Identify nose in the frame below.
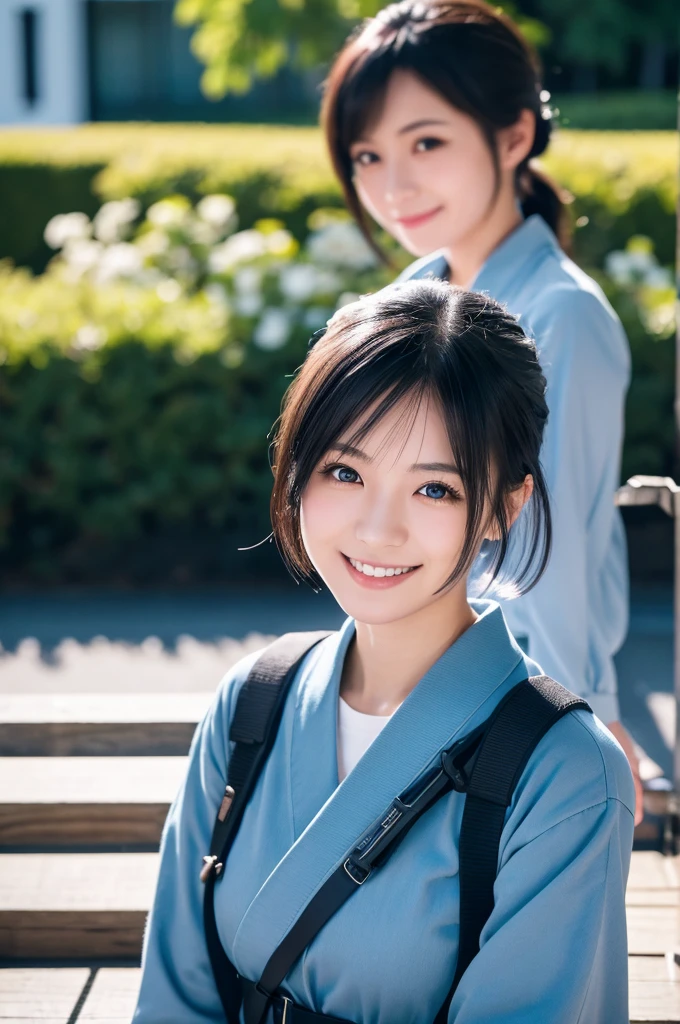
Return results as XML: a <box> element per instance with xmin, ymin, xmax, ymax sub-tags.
<box><xmin>383</xmin><ymin>155</ymin><xmax>418</xmax><ymax>206</ymax></box>
<box><xmin>354</xmin><ymin>491</ymin><xmax>408</xmax><ymax>550</ymax></box>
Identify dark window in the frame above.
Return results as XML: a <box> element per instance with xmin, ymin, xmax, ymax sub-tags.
<box><xmin>20</xmin><ymin>9</ymin><xmax>39</xmax><ymax>106</ymax></box>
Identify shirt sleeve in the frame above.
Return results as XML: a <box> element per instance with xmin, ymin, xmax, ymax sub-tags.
<box><xmin>449</xmin><ymin>715</ymin><xmax>635</xmax><ymax>1023</ymax></box>
<box><xmin>501</xmin><ymin>287</ymin><xmax>630</xmax><ymax>724</ymax></box>
<box><xmin>132</xmin><ymin>650</ymin><xmax>261</xmax><ymax>1023</ymax></box>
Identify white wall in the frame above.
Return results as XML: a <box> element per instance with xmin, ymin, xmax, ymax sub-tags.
<box><xmin>0</xmin><ymin>0</ymin><xmax>87</xmax><ymax>124</ymax></box>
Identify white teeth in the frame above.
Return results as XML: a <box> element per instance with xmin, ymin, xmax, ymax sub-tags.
<box><xmin>348</xmin><ymin>557</ymin><xmax>414</xmax><ymax>577</ymax></box>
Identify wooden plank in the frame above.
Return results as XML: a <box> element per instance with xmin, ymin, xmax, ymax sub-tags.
<box><xmin>0</xmin><ymin>758</ymin><xmax>186</xmax><ymax>845</ymax></box>
<box><xmin>0</xmin><ymin>694</ymin><xmax>212</xmax><ymax>756</ymax></box>
<box><xmin>628</xmin><ymin>906</ymin><xmax>680</xmax><ymax>955</ymax></box>
<box><xmin>0</xmin><ymin>853</ymin><xmax>157</xmax><ymax>959</ymax></box>
<box><xmin>629</xmin><ymin>955</ymin><xmax>680</xmax><ymax>1023</ymax></box>
<box><xmin>628</xmin><ymin>890</ymin><xmax>680</xmax><ymax>908</ymax></box>
<box><xmin>0</xmin><ymin>967</ymin><xmax>89</xmax><ymax>1022</ymax></box>
<box><xmin>629</xmin><ymin>852</ymin><xmax>680</xmax><ymax>892</ymax></box>
<box><xmin>78</xmin><ymin>969</ymin><xmax>141</xmax><ymax>1023</ymax></box>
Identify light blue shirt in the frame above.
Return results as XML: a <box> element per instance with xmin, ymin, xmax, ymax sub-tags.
<box><xmin>399</xmin><ymin>214</ymin><xmax>631</xmax><ymax>724</ymax></box>
<box><xmin>134</xmin><ymin>603</ymin><xmax>635</xmax><ymax>1023</ymax></box>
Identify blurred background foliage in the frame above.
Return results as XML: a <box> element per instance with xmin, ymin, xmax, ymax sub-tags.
<box><xmin>0</xmin><ymin>0</ymin><xmax>676</xmax><ymax>585</ymax></box>
<box><xmin>0</xmin><ymin>142</ymin><xmax>675</xmax><ymax>583</ymax></box>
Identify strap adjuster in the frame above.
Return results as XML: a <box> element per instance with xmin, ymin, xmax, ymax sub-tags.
<box><xmin>343</xmin><ymin>857</ymin><xmax>371</xmax><ymax>885</ymax></box>
<box><xmin>200</xmin><ymin>854</ymin><xmax>223</xmax><ymax>883</ymax></box>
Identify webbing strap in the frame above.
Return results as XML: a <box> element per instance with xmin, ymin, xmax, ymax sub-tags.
<box><xmin>434</xmin><ymin>676</ymin><xmax>591</xmax><ymax>1019</ymax></box>
<box><xmin>203</xmin><ymin>631</ymin><xmax>333</xmax><ymax>1024</ymax></box>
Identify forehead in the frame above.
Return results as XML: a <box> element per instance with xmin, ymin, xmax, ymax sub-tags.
<box><xmin>336</xmin><ymin>392</ymin><xmax>454</xmax><ymax>465</ymax></box>
<box><xmin>358</xmin><ymin>68</ymin><xmax>469</xmax><ymax>140</ymax></box>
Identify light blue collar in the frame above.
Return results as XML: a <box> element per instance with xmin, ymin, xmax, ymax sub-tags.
<box><xmin>415</xmin><ymin>214</ymin><xmax>559</xmax><ymax>298</ymax></box>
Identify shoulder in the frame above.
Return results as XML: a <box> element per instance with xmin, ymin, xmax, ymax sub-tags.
<box><xmin>196</xmin><ymin>645</ymin><xmax>268</xmax><ymax>753</ymax></box>
<box><xmin>396</xmin><ymin>250</ymin><xmax>448</xmax><ymax>283</ymax></box>
<box><xmin>506</xmin><ymin>701</ymin><xmax>635</xmax><ymax>846</ymax></box>
<box><xmin>522</xmin><ymin>255</ymin><xmax>629</xmax><ymax>371</ymax></box>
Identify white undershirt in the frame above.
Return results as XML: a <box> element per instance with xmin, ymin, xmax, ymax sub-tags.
<box><xmin>337</xmin><ymin>696</ymin><xmax>395</xmax><ymax>782</ymax></box>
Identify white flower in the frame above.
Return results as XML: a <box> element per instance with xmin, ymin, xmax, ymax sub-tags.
<box><xmin>306</xmin><ymin>221</ymin><xmax>377</xmax><ymax>270</ymax></box>
<box><xmin>44</xmin><ymin>212</ymin><xmax>91</xmax><ymax>250</ymax></box>
<box><xmin>93</xmin><ymin>243</ymin><xmax>143</xmax><ymax>284</ymax></box>
<box><xmin>72</xmin><ymin>324</ymin><xmax>106</xmax><ymax>351</ymax></box>
<box><xmin>92</xmin><ymin>199</ymin><xmax>140</xmax><ymax>244</ymax></box>
<box><xmin>61</xmin><ymin>238</ymin><xmax>103</xmax><ymax>279</ymax></box>
<box><xmin>266</xmin><ymin>229</ymin><xmax>295</xmax><ymax>256</ymax></box>
<box><xmin>235</xmin><ymin>293</ymin><xmax>264</xmax><ymax>317</ymax></box>
<box><xmin>644</xmin><ymin>266</ymin><xmax>673</xmax><ymax>291</ymax></box>
<box><xmin>279</xmin><ymin>264</ymin><xmax>318</xmax><ymax>302</ymax></box>
<box><xmin>313</xmin><ymin>268</ymin><xmax>343</xmax><ymax>295</ymax></box>
<box><xmin>137</xmin><ymin>230</ymin><xmax>170</xmax><ymax>257</ymax></box>
<box><xmin>234</xmin><ymin>266</ymin><xmax>263</xmax><ymax>294</ymax></box>
<box><xmin>208</xmin><ymin>230</ymin><xmax>268</xmax><ymax>273</ymax></box>
<box><xmin>156</xmin><ymin>278</ymin><xmax>182</xmax><ymax>302</ymax></box>
<box><xmin>303</xmin><ymin>306</ymin><xmax>331</xmax><ymax>329</ymax></box>
<box><xmin>204</xmin><ymin>283</ymin><xmax>231</xmax><ymax>310</ymax></box>
<box><xmin>167</xmin><ymin>246</ymin><xmax>196</xmax><ymax>275</ymax></box>
<box><xmin>336</xmin><ymin>290</ymin><xmax>361</xmax><ymax>310</ymax></box>
<box><xmin>196</xmin><ymin>194</ymin><xmax>237</xmax><ymax>233</ymax></box>
<box><xmin>190</xmin><ymin>220</ymin><xmax>220</xmax><ymax>246</ymax></box>
<box><xmin>147</xmin><ymin>198</ymin><xmax>190</xmax><ymax>229</ymax></box>
<box><xmin>625</xmin><ymin>249</ymin><xmax>655</xmax><ymax>275</ymax></box>
<box><xmin>253</xmin><ymin>308</ymin><xmax>291</xmax><ymax>350</ymax></box>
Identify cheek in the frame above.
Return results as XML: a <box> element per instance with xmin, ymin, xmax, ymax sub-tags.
<box><xmin>299</xmin><ymin>483</ymin><xmax>349</xmax><ymax>561</ymax></box>
<box><xmin>415</xmin><ymin>502</ymin><xmax>468</xmax><ymax>562</ymax></box>
<box><xmin>355</xmin><ymin>177</ymin><xmax>389</xmax><ymax>227</ymax></box>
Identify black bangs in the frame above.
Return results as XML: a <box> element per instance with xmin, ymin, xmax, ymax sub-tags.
<box><xmin>270</xmin><ymin>280</ymin><xmax>552</xmax><ymax>596</ymax></box>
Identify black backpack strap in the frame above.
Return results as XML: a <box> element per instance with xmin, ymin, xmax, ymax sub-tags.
<box><xmin>202</xmin><ymin>630</ymin><xmax>334</xmax><ymax>1023</ymax></box>
<box><xmin>433</xmin><ymin>674</ymin><xmax>591</xmax><ymax>1022</ymax></box>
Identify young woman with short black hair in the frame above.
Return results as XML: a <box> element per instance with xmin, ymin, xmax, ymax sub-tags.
<box><xmin>134</xmin><ymin>281</ymin><xmax>634</xmax><ymax>1023</ymax></box>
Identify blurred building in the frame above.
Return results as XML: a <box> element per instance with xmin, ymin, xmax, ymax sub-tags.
<box><xmin>0</xmin><ymin>0</ymin><xmax>316</xmax><ymax>125</ymax></box>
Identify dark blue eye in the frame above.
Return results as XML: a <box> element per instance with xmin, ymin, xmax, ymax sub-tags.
<box><xmin>332</xmin><ymin>466</ymin><xmax>360</xmax><ymax>484</ymax></box>
<box><xmin>419</xmin><ymin>482</ymin><xmax>449</xmax><ymax>500</ymax></box>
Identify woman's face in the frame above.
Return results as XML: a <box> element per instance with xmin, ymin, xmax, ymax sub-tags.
<box><xmin>300</xmin><ymin>394</ymin><xmax>476</xmax><ymax>627</ymax></box>
<box><xmin>349</xmin><ymin>69</ymin><xmax>508</xmax><ymax>258</ymax></box>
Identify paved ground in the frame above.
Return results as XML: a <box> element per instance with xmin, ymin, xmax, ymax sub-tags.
<box><xmin>0</xmin><ymin>582</ymin><xmax>674</xmax><ymax>777</ymax></box>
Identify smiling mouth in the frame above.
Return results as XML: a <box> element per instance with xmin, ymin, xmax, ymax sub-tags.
<box><xmin>345</xmin><ymin>555</ymin><xmax>419</xmax><ymax>578</ymax></box>
<box><xmin>395</xmin><ymin>206</ymin><xmax>443</xmax><ymax>228</ymax></box>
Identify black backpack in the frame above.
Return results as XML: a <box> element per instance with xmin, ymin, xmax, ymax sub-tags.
<box><xmin>201</xmin><ymin>631</ymin><xmax>591</xmax><ymax>1024</ymax></box>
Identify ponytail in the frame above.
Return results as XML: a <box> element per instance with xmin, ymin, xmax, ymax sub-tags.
<box><xmin>518</xmin><ymin>163</ymin><xmax>573</xmax><ymax>255</ymax></box>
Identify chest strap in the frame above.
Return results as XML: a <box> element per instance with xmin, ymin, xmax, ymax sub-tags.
<box><xmin>202</xmin><ymin>634</ymin><xmax>591</xmax><ymax>1024</ymax></box>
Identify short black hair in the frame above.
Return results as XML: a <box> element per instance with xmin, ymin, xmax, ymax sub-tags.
<box><xmin>270</xmin><ymin>278</ymin><xmax>551</xmax><ymax>594</ymax></box>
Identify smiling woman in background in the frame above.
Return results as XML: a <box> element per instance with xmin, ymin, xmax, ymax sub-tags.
<box><xmin>321</xmin><ymin>0</ymin><xmax>642</xmax><ymax>820</ymax></box>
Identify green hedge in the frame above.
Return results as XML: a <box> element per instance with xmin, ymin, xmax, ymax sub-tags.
<box><xmin>0</xmin><ymin>125</ymin><xmax>676</xmax><ymax>273</ymax></box>
<box><xmin>0</xmin><ymin>271</ymin><xmax>674</xmax><ymax>585</ymax></box>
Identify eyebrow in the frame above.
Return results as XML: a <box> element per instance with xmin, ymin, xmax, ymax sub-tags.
<box><xmin>327</xmin><ymin>444</ymin><xmax>460</xmax><ymax>475</ymax></box>
<box><xmin>397</xmin><ymin>118</ymin><xmax>449</xmax><ymax>135</ymax></box>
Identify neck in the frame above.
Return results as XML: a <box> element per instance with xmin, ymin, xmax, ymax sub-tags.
<box><xmin>340</xmin><ymin>586</ymin><xmax>478</xmax><ymax>716</ymax></box>
<box><xmin>444</xmin><ymin>195</ymin><xmax>523</xmax><ymax>289</ymax></box>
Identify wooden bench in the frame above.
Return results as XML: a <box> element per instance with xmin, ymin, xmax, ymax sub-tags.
<box><xmin>0</xmin><ymin>853</ymin><xmax>158</xmax><ymax>959</ymax></box>
<box><xmin>0</xmin><ymin>693</ymin><xmax>212</xmax><ymax>756</ymax></box>
<box><xmin>0</xmin><ymin>756</ymin><xmax>187</xmax><ymax>845</ymax></box>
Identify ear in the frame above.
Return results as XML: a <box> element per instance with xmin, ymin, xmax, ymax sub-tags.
<box><xmin>496</xmin><ymin>110</ymin><xmax>536</xmax><ymax>173</ymax></box>
<box><xmin>484</xmin><ymin>474</ymin><xmax>534</xmax><ymax>541</ymax></box>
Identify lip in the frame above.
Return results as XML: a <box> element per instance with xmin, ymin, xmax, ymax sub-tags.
<box><xmin>342</xmin><ymin>554</ymin><xmax>421</xmax><ymax>589</ymax></box>
<box><xmin>394</xmin><ymin>205</ymin><xmax>443</xmax><ymax>229</ymax></box>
